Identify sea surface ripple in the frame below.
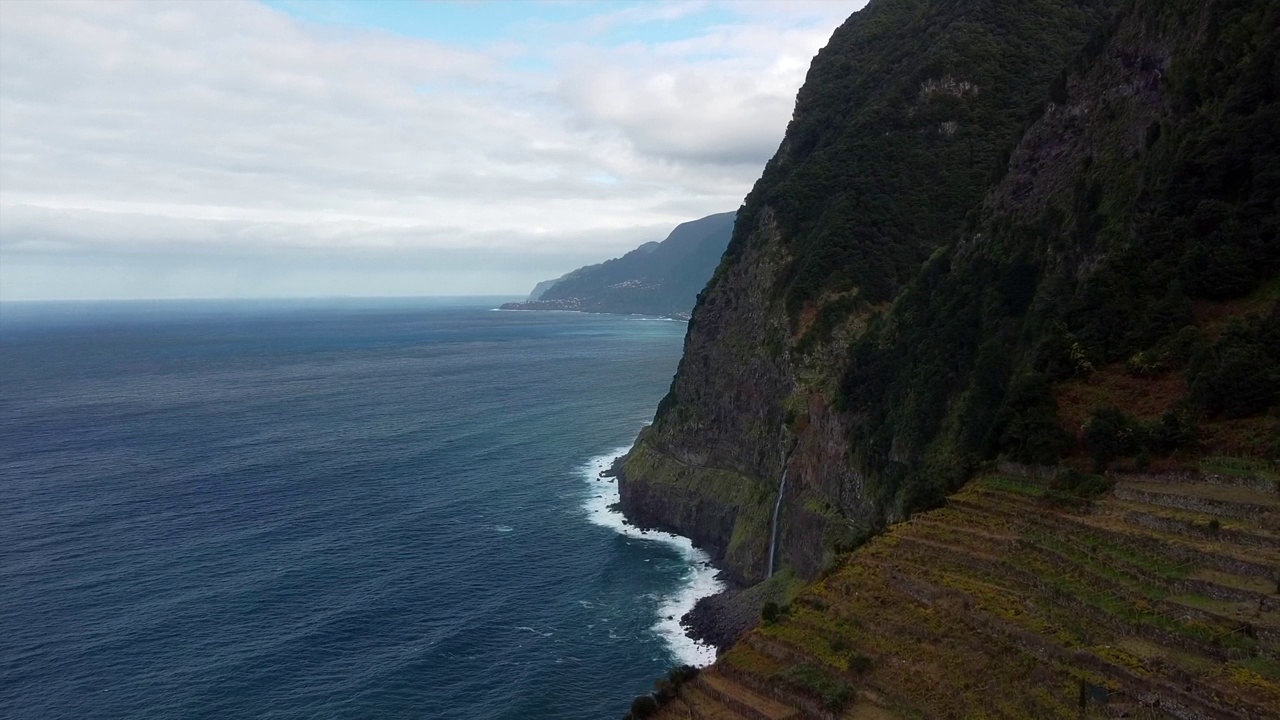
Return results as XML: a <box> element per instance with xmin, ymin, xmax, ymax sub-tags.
<box><xmin>0</xmin><ymin>298</ymin><xmax>719</xmax><ymax>720</ymax></box>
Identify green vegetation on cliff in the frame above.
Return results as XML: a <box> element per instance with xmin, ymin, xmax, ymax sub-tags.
<box><xmin>722</xmin><ymin>0</ymin><xmax>1120</xmax><ymax>312</ymax></box>
<box><xmin>838</xmin><ymin>0</ymin><xmax>1280</xmax><ymax>511</ymax></box>
<box><xmin>629</xmin><ymin>0</ymin><xmax>1130</xmax><ymax>586</ymax></box>
<box><xmin>620</xmin><ymin>0</ymin><xmax>1280</xmax><ymax>715</ymax></box>
<box><xmin>630</xmin><ymin>0</ymin><xmax>1278</xmax><ymax>575</ymax></box>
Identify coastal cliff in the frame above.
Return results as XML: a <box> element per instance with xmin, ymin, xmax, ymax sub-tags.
<box><xmin>619</xmin><ymin>0</ymin><xmax>1280</xmax><ymax>715</ymax></box>
<box><xmin>501</xmin><ymin>211</ymin><xmax>734</xmax><ymax>318</ymax></box>
<box><xmin>619</xmin><ymin>0</ymin><xmax>1126</xmax><ymax>584</ymax></box>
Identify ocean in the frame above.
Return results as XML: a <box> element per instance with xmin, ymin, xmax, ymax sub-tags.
<box><xmin>0</xmin><ymin>298</ymin><xmax>722</xmax><ymax>720</ymax></box>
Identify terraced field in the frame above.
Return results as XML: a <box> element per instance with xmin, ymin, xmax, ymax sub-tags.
<box><xmin>653</xmin><ymin>469</ymin><xmax>1280</xmax><ymax>719</ymax></box>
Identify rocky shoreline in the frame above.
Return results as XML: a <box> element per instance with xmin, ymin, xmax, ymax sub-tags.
<box><xmin>679</xmin><ymin>561</ymin><xmax>806</xmax><ymax>653</ymax></box>
<box><xmin>605</xmin><ymin>454</ymin><xmax>759</xmax><ymax>657</ymax></box>
<box><xmin>680</xmin><ymin>584</ymin><xmax>769</xmax><ymax>653</ymax></box>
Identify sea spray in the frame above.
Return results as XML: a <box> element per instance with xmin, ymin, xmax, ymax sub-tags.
<box><xmin>581</xmin><ymin>446</ymin><xmax>724</xmax><ymax>667</ymax></box>
<box><xmin>766</xmin><ymin>467</ymin><xmax>788</xmax><ymax>577</ymax></box>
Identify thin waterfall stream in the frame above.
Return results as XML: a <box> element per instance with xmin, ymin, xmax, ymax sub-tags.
<box><xmin>766</xmin><ymin>466</ymin><xmax>788</xmax><ymax>578</ymax></box>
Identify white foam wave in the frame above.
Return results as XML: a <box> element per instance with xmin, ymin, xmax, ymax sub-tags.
<box><xmin>581</xmin><ymin>445</ymin><xmax>724</xmax><ymax>667</ymax></box>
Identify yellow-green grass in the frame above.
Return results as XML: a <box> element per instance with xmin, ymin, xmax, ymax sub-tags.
<box><xmin>656</xmin><ymin>473</ymin><xmax>1280</xmax><ymax>719</ymax></box>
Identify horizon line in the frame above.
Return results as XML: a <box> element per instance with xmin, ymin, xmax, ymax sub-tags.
<box><xmin>0</xmin><ymin>294</ymin><xmax>528</xmax><ymax>304</ymax></box>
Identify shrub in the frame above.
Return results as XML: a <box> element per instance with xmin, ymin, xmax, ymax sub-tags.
<box><xmin>1000</xmin><ymin>411</ymin><xmax>1071</xmax><ymax>465</ymax></box>
<box><xmin>782</xmin><ymin>664</ymin><xmax>853</xmax><ymax>711</ymax></box>
<box><xmin>1082</xmin><ymin>405</ymin><xmax>1198</xmax><ymax>472</ymax></box>
<box><xmin>1083</xmin><ymin>406</ymin><xmax>1141</xmax><ymax>471</ymax></box>
<box><xmin>848</xmin><ymin>654</ymin><xmax>875</xmax><ymax>674</ymax></box>
<box><xmin>1125</xmin><ymin>350</ymin><xmax>1166</xmax><ymax>377</ymax></box>
<box><xmin>1151</xmin><ymin>407</ymin><xmax>1198</xmax><ymax>453</ymax></box>
<box><xmin>828</xmin><ymin>521</ymin><xmax>874</xmax><ymax>554</ymax></box>
<box><xmin>1188</xmin><ymin>315</ymin><xmax>1280</xmax><ymax>419</ymax></box>
<box><xmin>762</xmin><ymin>601</ymin><xmax>782</xmax><ymax>624</ymax></box>
<box><xmin>667</xmin><ymin>665</ymin><xmax>699</xmax><ymax>686</ymax></box>
<box><xmin>1070</xmin><ymin>341</ymin><xmax>1096</xmax><ymax>376</ymax></box>
<box><xmin>652</xmin><ymin>679</ymin><xmax>675</xmax><ymax>703</ymax></box>
<box><xmin>1164</xmin><ymin>325</ymin><xmax>1207</xmax><ymax>364</ymax></box>
<box><xmin>629</xmin><ymin>695</ymin><xmax>659</xmax><ymax>719</ymax></box>
<box><xmin>1050</xmin><ymin>468</ymin><xmax>1111</xmax><ymax>499</ymax></box>
<box><xmin>995</xmin><ymin>372</ymin><xmax>1071</xmax><ymax>464</ymax></box>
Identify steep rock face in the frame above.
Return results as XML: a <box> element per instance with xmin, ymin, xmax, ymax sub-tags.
<box><xmin>625</xmin><ymin>0</ymin><xmax>1280</xmax><ymax>589</ymax></box>
<box><xmin>637</xmin><ymin>0</ymin><xmax>1280</xmax><ymax>713</ymax></box>
<box><xmin>618</xmin><ymin>0</ymin><xmax>1122</xmax><ymax>583</ymax></box>
<box><xmin>626</xmin><ymin>0</ymin><xmax>1280</xmax><ymax>714</ymax></box>
<box><xmin>619</xmin><ymin>211</ymin><xmax>797</xmax><ymax>584</ymax></box>
<box><xmin>525</xmin><ymin>278</ymin><xmax>561</xmax><ymax>301</ymax></box>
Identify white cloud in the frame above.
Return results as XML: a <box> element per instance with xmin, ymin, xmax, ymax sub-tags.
<box><xmin>0</xmin><ymin>0</ymin><xmax>865</xmax><ymax>299</ymax></box>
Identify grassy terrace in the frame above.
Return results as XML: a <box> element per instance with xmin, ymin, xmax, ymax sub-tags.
<box><xmin>654</xmin><ymin>471</ymin><xmax>1280</xmax><ymax>719</ymax></box>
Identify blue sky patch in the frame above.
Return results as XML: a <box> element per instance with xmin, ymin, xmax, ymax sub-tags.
<box><xmin>263</xmin><ymin>0</ymin><xmax>737</xmax><ymax>49</ymax></box>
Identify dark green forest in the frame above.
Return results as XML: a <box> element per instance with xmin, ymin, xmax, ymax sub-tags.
<box><xmin>835</xmin><ymin>0</ymin><xmax>1280</xmax><ymax>511</ymax></box>
<box><xmin>717</xmin><ymin>0</ymin><xmax>1120</xmax><ymax>314</ymax></box>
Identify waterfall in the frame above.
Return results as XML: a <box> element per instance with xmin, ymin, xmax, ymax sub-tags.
<box><xmin>766</xmin><ymin>466</ymin><xmax>788</xmax><ymax>578</ymax></box>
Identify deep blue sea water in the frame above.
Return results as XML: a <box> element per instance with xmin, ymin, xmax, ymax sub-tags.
<box><xmin>0</xmin><ymin>298</ymin><xmax>721</xmax><ymax>720</ymax></box>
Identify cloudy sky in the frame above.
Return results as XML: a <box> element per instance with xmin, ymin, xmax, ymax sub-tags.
<box><xmin>0</xmin><ymin>0</ymin><xmax>865</xmax><ymax>300</ymax></box>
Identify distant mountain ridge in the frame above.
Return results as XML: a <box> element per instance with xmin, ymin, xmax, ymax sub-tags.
<box><xmin>501</xmin><ymin>212</ymin><xmax>735</xmax><ymax>318</ymax></box>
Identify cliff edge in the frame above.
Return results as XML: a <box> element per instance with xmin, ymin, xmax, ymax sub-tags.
<box><xmin>619</xmin><ymin>0</ymin><xmax>1126</xmax><ymax>584</ymax></box>
<box><xmin>620</xmin><ymin>0</ymin><xmax>1280</xmax><ymax>714</ymax></box>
